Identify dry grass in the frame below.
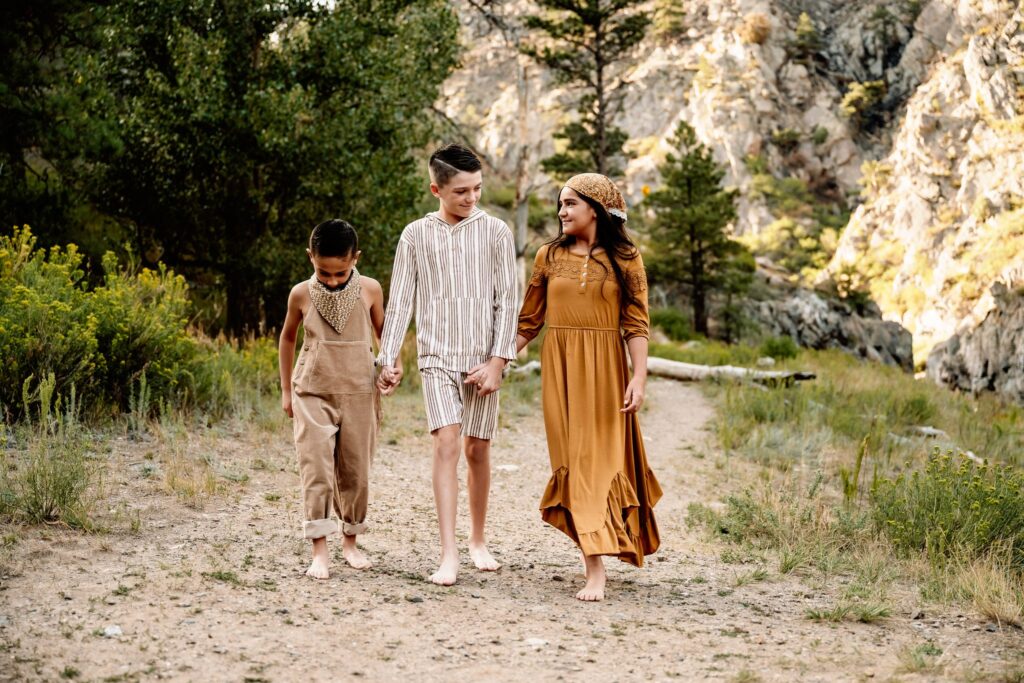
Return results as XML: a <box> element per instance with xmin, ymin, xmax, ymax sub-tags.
<box><xmin>163</xmin><ymin>445</ymin><xmax>219</xmax><ymax>509</ymax></box>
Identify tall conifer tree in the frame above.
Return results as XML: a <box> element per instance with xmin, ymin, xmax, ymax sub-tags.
<box><xmin>645</xmin><ymin>121</ymin><xmax>753</xmax><ymax>336</ymax></box>
<box><xmin>522</xmin><ymin>0</ymin><xmax>649</xmax><ymax>179</ymax></box>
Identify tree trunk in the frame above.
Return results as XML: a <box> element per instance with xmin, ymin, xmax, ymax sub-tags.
<box><xmin>513</xmin><ymin>54</ymin><xmax>531</xmax><ymax>292</ymax></box>
<box><xmin>594</xmin><ymin>20</ymin><xmax>607</xmax><ymax>176</ymax></box>
<box><xmin>647</xmin><ymin>357</ymin><xmax>816</xmax><ymax>386</ymax></box>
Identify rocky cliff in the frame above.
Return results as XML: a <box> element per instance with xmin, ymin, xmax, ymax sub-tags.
<box><xmin>927</xmin><ymin>282</ymin><xmax>1024</xmax><ymax>403</ymax></box>
<box><xmin>827</xmin><ymin>2</ymin><xmax>1024</xmax><ymax>363</ymax></box>
<box><xmin>444</xmin><ymin>0</ymin><xmax>1024</xmax><ymax>386</ymax></box>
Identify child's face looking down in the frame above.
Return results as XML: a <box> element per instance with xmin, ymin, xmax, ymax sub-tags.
<box><xmin>431</xmin><ymin>170</ymin><xmax>482</xmax><ymax>221</ymax></box>
<box><xmin>308</xmin><ymin>251</ymin><xmax>359</xmax><ymax>291</ymax></box>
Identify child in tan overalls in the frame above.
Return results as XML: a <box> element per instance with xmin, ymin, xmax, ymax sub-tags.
<box><xmin>278</xmin><ymin>219</ymin><xmax>390</xmax><ymax>579</ymax></box>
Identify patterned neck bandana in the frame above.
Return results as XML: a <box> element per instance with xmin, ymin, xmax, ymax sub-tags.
<box><xmin>308</xmin><ymin>268</ymin><xmax>362</xmax><ymax>334</ymax></box>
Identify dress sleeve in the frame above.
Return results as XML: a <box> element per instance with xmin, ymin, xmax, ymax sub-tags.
<box><xmin>620</xmin><ymin>251</ymin><xmax>649</xmax><ymax>341</ymax></box>
<box><xmin>516</xmin><ymin>245</ymin><xmax>549</xmax><ymax>342</ymax></box>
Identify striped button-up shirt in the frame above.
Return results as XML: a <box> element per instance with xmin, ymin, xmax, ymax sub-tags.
<box><xmin>377</xmin><ymin>208</ymin><xmax>519</xmax><ymax>372</ymax></box>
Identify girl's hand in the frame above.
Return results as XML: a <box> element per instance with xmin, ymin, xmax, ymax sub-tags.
<box><xmin>621</xmin><ymin>376</ymin><xmax>646</xmax><ymax>413</ymax></box>
<box><xmin>282</xmin><ymin>391</ymin><xmax>294</xmax><ymax>418</ymax></box>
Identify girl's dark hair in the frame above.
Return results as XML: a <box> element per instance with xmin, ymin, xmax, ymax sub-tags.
<box><xmin>309</xmin><ymin>219</ymin><xmax>358</xmax><ymax>257</ymax></box>
<box><xmin>546</xmin><ymin>191</ymin><xmax>641</xmax><ymax>310</ymax></box>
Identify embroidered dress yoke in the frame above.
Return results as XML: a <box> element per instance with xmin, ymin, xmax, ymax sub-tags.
<box><xmin>517</xmin><ymin>244</ymin><xmax>662</xmax><ymax>567</ymax></box>
<box><xmin>377</xmin><ymin>208</ymin><xmax>519</xmax><ymax>372</ymax></box>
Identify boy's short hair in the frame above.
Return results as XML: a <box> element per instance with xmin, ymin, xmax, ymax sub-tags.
<box><xmin>429</xmin><ymin>144</ymin><xmax>482</xmax><ymax>188</ymax></box>
<box><xmin>309</xmin><ymin>219</ymin><xmax>358</xmax><ymax>257</ymax></box>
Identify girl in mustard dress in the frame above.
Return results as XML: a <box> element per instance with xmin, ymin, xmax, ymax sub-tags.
<box><xmin>514</xmin><ymin>173</ymin><xmax>662</xmax><ymax>601</ymax></box>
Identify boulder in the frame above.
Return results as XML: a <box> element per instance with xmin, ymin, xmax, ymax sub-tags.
<box><xmin>746</xmin><ymin>286</ymin><xmax>914</xmax><ymax>371</ymax></box>
<box><xmin>927</xmin><ymin>283</ymin><xmax>1024</xmax><ymax>403</ymax></box>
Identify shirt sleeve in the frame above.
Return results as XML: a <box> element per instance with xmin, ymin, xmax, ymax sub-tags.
<box><xmin>489</xmin><ymin>226</ymin><xmax>519</xmax><ymax>361</ymax></box>
<box><xmin>516</xmin><ymin>245</ymin><xmax>549</xmax><ymax>343</ymax></box>
<box><xmin>376</xmin><ymin>231</ymin><xmax>416</xmax><ymax>368</ymax></box>
<box><xmin>620</xmin><ymin>251</ymin><xmax>649</xmax><ymax>341</ymax></box>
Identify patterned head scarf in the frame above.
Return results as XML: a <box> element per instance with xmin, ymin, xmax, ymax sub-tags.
<box><xmin>308</xmin><ymin>268</ymin><xmax>362</xmax><ymax>334</ymax></box>
<box><xmin>564</xmin><ymin>173</ymin><xmax>628</xmax><ymax>223</ymax></box>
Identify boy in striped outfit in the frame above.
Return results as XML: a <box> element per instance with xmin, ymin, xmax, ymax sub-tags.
<box><xmin>377</xmin><ymin>144</ymin><xmax>518</xmax><ymax>585</ymax></box>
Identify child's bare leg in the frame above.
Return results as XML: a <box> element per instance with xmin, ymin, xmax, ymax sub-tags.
<box><xmin>576</xmin><ymin>553</ymin><xmax>606</xmax><ymax>601</ymax></box>
<box><xmin>464</xmin><ymin>435</ymin><xmax>499</xmax><ymax>571</ymax></box>
<box><xmin>341</xmin><ymin>533</ymin><xmax>372</xmax><ymax>569</ymax></box>
<box><xmin>430</xmin><ymin>425</ymin><xmax>461</xmax><ymax>585</ymax></box>
<box><xmin>306</xmin><ymin>537</ymin><xmax>330</xmax><ymax>580</ymax></box>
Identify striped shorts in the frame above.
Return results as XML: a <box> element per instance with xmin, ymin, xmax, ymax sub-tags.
<box><xmin>420</xmin><ymin>366</ymin><xmax>500</xmax><ymax>440</ymax></box>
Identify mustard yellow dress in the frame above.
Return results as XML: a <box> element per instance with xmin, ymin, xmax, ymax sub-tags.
<box><xmin>518</xmin><ymin>244</ymin><xmax>662</xmax><ymax>566</ymax></box>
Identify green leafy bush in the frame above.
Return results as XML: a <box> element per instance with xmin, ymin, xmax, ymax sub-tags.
<box><xmin>0</xmin><ymin>227</ymin><xmax>100</xmax><ymax>418</ymax></box>
<box><xmin>872</xmin><ymin>450</ymin><xmax>1024</xmax><ymax>569</ymax></box>
<box><xmin>89</xmin><ymin>252</ymin><xmax>196</xmax><ymax>409</ymax></box>
<box><xmin>650</xmin><ymin>307</ymin><xmax>694</xmax><ymax>342</ymax></box>
<box><xmin>759</xmin><ymin>336</ymin><xmax>799</xmax><ymax>360</ymax></box>
<box><xmin>1</xmin><ymin>226</ymin><xmax>277</xmax><ymax>422</ymax></box>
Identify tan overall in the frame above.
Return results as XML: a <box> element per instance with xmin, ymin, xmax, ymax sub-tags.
<box><xmin>292</xmin><ymin>287</ymin><xmax>378</xmax><ymax>539</ymax></box>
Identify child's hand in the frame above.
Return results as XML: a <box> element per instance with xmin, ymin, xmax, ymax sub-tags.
<box><xmin>282</xmin><ymin>391</ymin><xmax>294</xmax><ymax>418</ymax></box>
<box><xmin>465</xmin><ymin>358</ymin><xmax>505</xmax><ymax>396</ymax></box>
<box><xmin>621</xmin><ymin>376</ymin><xmax>646</xmax><ymax>413</ymax></box>
<box><xmin>377</xmin><ymin>365</ymin><xmax>402</xmax><ymax>396</ymax></box>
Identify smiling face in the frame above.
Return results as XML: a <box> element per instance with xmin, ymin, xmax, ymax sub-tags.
<box><xmin>307</xmin><ymin>250</ymin><xmax>360</xmax><ymax>291</ymax></box>
<box><xmin>431</xmin><ymin>170</ymin><xmax>482</xmax><ymax>222</ymax></box>
<box><xmin>558</xmin><ymin>187</ymin><xmax>598</xmax><ymax>239</ymax></box>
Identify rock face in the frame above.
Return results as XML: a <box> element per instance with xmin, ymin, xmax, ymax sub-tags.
<box><xmin>745</xmin><ymin>285</ymin><xmax>914</xmax><ymax>371</ymax></box>
<box><xmin>446</xmin><ymin>0</ymin><xmax>1024</xmax><ymax>383</ymax></box>
<box><xmin>927</xmin><ymin>283</ymin><xmax>1024</xmax><ymax>403</ymax></box>
<box><xmin>826</xmin><ymin>2</ymin><xmax>1024</xmax><ymax>362</ymax></box>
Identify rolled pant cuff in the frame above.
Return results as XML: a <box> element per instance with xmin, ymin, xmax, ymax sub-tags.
<box><xmin>341</xmin><ymin>521</ymin><xmax>368</xmax><ymax>536</ymax></box>
<box><xmin>303</xmin><ymin>518</ymin><xmax>339</xmax><ymax>540</ymax></box>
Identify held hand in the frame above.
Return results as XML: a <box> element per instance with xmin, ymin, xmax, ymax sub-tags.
<box><xmin>464</xmin><ymin>359</ymin><xmax>504</xmax><ymax>396</ymax></box>
<box><xmin>282</xmin><ymin>392</ymin><xmax>294</xmax><ymax>419</ymax></box>
<box><xmin>377</xmin><ymin>365</ymin><xmax>402</xmax><ymax>396</ymax></box>
<box><xmin>621</xmin><ymin>376</ymin><xmax>646</xmax><ymax>414</ymax></box>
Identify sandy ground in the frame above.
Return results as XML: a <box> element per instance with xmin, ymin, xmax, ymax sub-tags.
<box><xmin>1</xmin><ymin>379</ymin><xmax>1022</xmax><ymax>682</ymax></box>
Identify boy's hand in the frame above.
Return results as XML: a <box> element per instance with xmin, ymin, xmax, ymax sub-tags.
<box><xmin>282</xmin><ymin>391</ymin><xmax>294</xmax><ymax>418</ymax></box>
<box><xmin>465</xmin><ymin>358</ymin><xmax>505</xmax><ymax>396</ymax></box>
<box><xmin>377</xmin><ymin>365</ymin><xmax>403</xmax><ymax>396</ymax></box>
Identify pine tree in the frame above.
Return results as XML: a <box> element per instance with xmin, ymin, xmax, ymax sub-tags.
<box><xmin>645</xmin><ymin>121</ymin><xmax>752</xmax><ymax>337</ymax></box>
<box><xmin>522</xmin><ymin>0</ymin><xmax>650</xmax><ymax>179</ymax></box>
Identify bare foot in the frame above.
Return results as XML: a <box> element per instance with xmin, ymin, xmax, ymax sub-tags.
<box><xmin>429</xmin><ymin>552</ymin><xmax>459</xmax><ymax>586</ymax></box>
<box><xmin>306</xmin><ymin>537</ymin><xmax>330</xmax><ymax>580</ymax></box>
<box><xmin>341</xmin><ymin>535</ymin><xmax>372</xmax><ymax>570</ymax></box>
<box><xmin>576</xmin><ymin>554</ymin><xmax>605</xmax><ymax>601</ymax></box>
<box><xmin>468</xmin><ymin>542</ymin><xmax>501</xmax><ymax>571</ymax></box>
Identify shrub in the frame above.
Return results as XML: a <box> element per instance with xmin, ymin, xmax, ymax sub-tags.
<box><xmin>739</xmin><ymin>13</ymin><xmax>771</xmax><ymax>45</ymax></box>
<box><xmin>770</xmin><ymin>128</ymin><xmax>801</xmax><ymax>152</ymax></box>
<box><xmin>1</xmin><ymin>226</ymin><xmax>278</xmax><ymax>423</ymax></box>
<box><xmin>0</xmin><ymin>227</ymin><xmax>100</xmax><ymax>419</ymax></box>
<box><xmin>871</xmin><ymin>450</ymin><xmax>1024</xmax><ymax>569</ymax></box>
<box><xmin>1</xmin><ymin>373</ymin><xmax>96</xmax><ymax>529</ymax></box>
<box><xmin>841</xmin><ymin>80</ymin><xmax>887</xmax><ymax>128</ymax></box>
<box><xmin>759</xmin><ymin>336</ymin><xmax>799</xmax><ymax>360</ymax></box>
<box><xmin>650</xmin><ymin>307</ymin><xmax>694</xmax><ymax>342</ymax></box>
<box><xmin>89</xmin><ymin>252</ymin><xmax>196</xmax><ymax>409</ymax></box>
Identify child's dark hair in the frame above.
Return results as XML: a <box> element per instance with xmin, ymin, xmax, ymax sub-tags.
<box><xmin>547</xmin><ymin>193</ymin><xmax>641</xmax><ymax>311</ymax></box>
<box><xmin>309</xmin><ymin>219</ymin><xmax>358</xmax><ymax>257</ymax></box>
<box><xmin>429</xmin><ymin>143</ymin><xmax>482</xmax><ymax>187</ymax></box>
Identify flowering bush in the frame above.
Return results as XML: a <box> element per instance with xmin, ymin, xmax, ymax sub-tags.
<box><xmin>872</xmin><ymin>449</ymin><xmax>1024</xmax><ymax>569</ymax></box>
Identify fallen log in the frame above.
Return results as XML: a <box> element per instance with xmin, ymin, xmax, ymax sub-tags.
<box><xmin>511</xmin><ymin>357</ymin><xmax>815</xmax><ymax>387</ymax></box>
<box><xmin>647</xmin><ymin>357</ymin><xmax>816</xmax><ymax>387</ymax></box>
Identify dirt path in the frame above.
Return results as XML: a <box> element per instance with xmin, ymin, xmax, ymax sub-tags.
<box><xmin>2</xmin><ymin>379</ymin><xmax>1022</xmax><ymax>682</ymax></box>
